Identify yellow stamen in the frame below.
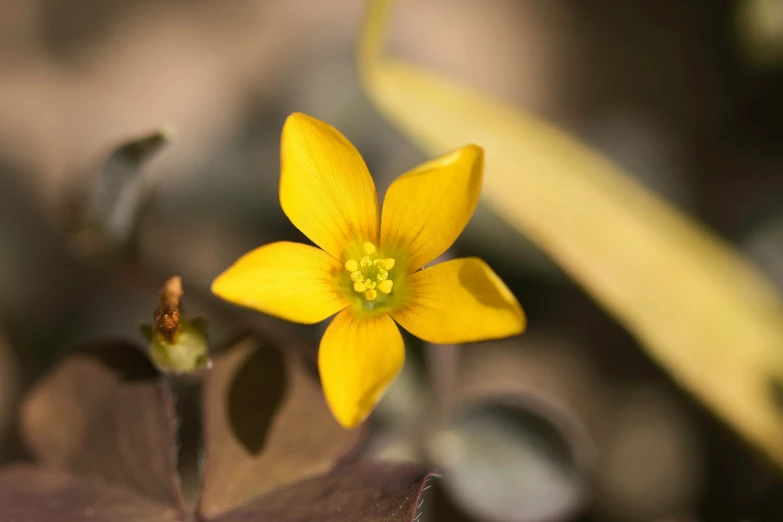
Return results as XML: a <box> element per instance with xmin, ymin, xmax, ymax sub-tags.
<box><xmin>344</xmin><ymin>242</ymin><xmax>395</xmax><ymax>301</ymax></box>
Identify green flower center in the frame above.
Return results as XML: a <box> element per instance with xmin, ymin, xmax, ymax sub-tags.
<box><xmin>344</xmin><ymin>242</ymin><xmax>395</xmax><ymax>301</ymax></box>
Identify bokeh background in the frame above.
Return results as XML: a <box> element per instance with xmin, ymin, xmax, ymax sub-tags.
<box><xmin>1</xmin><ymin>0</ymin><xmax>783</xmax><ymax>521</ymax></box>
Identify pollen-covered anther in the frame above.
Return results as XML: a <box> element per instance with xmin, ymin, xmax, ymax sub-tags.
<box><xmin>378</xmin><ymin>280</ymin><xmax>393</xmax><ymax>294</ymax></box>
<box><xmin>345</xmin><ymin>243</ymin><xmax>395</xmax><ymax>301</ymax></box>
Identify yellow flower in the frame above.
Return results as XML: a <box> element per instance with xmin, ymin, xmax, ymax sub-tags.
<box><xmin>211</xmin><ymin>113</ymin><xmax>526</xmax><ymax>428</ymax></box>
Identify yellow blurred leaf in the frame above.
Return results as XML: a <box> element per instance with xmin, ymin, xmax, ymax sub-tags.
<box><xmin>359</xmin><ymin>0</ymin><xmax>783</xmax><ymax>467</ymax></box>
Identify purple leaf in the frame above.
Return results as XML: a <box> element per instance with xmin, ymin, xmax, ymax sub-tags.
<box><xmin>198</xmin><ymin>336</ymin><xmax>363</xmax><ymax>518</ymax></box>
<box><xmin>205</xmin><ymin>462</ymin><xmax>434</xmax><ymax>522</ymax></box>
<box><xmin>19</xmin><ymin>341</ymin><xmax>184</xmax><ymax>508</ymax></box>
<box><xmin>8</xmin><ymin>334</ymin><xmax>436</xmax><ymax>522</ymax></box>
<box><xmin>0</xmin><ymin>465</ymin><xmax>183</xmax><ymax>522</ymax></box>
<box><xmin>87</xmin><ymin>128</ymin><xmax>172</xmax><ymax>249</ymax></box>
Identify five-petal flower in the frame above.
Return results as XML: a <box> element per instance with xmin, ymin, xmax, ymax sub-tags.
<box><xmin>212</xmin><ymin>113</ymin><xmax>526</xmax><ymax>428</ymax></box>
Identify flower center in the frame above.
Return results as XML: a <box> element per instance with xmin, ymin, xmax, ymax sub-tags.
<box><xmin>344</xmin><ymin>242</ymin><xmax>395</xmax><ymax>301</ymax></box>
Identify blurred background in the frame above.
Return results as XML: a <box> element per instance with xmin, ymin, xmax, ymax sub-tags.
<box><xmin>1</xmin><ymin>0</ymin><xmax>783</xmax><ymax>521</ymax></box>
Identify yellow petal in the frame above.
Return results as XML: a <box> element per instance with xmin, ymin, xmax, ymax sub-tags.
<box><xmin>380</xmin><ymin>145</ymin><xmax>483</xmax><ymax>270</ymax></box>
<box><xmin>211</xmin><ymin>241</ymin><xmax>346</xmax><ymax>324</ymax></box>
<box><xmin>391</xmin><ymin>258</ymin><xmax>525</xmax><ymax>344</ymax></box>
<box><xmin>319</xmin><ymin>309</ymin><xmax>404</xmax><ymax>428</ymax></box>
<box><xmin>280</xmin><ymin>113</ymin><xmax>379</xmax><ymax>258</ymax></box>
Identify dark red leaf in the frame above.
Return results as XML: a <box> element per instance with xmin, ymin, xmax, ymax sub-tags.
<box><xmin>205</xmin><ymin>462</ymin><xmax>434</xmax><ymax>522</ymax></box>
<box><xmin>20</xmin><ymin>341</ymin><xmax>184</xmax><ymax>508</ymax></box>
<box><xmin>0</xmin><ymin>465</ymin><xmax>183</xmax><ymax>522</ymax></box>
<box><xmin>85</xmin><ymin>128</ymin><xmax>172</xmax><ymax>250</ymax></box>
<box><xmin>198</xmin><ymin>336</ymin><xmax>363</xmax><ymax>518</ymax></box>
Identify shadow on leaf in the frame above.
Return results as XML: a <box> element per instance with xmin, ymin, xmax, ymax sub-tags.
<box><xmin>227</xmin><ymin>340</ymin><xmax>287</xmax><ymax>455</ymax></box>
<box><xmin>70</xmin><ymin>340</ymin><xmax>158</xmax><ymax>381</ymax></box>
